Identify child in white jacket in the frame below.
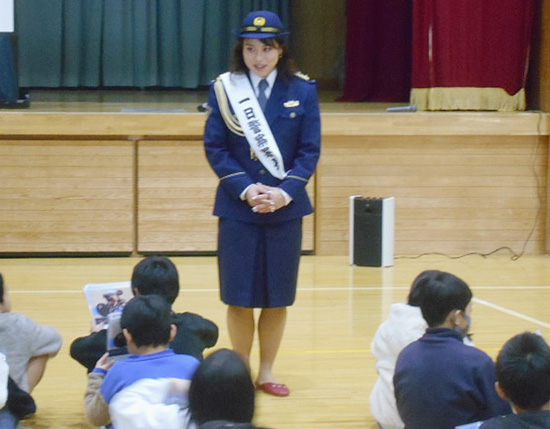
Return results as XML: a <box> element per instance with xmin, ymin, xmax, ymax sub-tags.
<box><xmin>369</xmin><ymin>271</ymin><xmax>431</xmax><ymax>429</ymax></box>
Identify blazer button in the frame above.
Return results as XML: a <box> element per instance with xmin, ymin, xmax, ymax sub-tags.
<box><xmin>259</xmin><ymin>169</ymin><xmax>266</xmax><ymax>175</ymax></box>
<box><xmin>290</xmin><ymin>112</ymin><xmax>297</xmax><ymax>118</ymax></box>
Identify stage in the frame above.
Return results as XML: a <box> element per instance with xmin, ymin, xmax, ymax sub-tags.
<box><xmin>0</xmin><ymin>89</ymin><xmax>548</xmax><ymax>257</ymax></box>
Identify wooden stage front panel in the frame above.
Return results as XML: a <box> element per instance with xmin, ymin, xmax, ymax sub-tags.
<box><xmin>0</xmin><ymin>139</ymin><xmax>134</xmax><ymax>253</ymax></box>
<box><xmin>318</xmin><ymin>135</ymin><xmax>547</xmax><ymax>256</ymax></box>
<box><xmin>137</xmin><ymin>140</ymin><xmax>315</xmax><ymax>253</ymax></box>
<box><xmin>0</xmin><ymin>111</ymin><xmax>548</xmax><ymax>256</ymax></box>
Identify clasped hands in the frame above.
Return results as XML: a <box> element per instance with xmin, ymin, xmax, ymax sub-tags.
<box><xmin>246</xmin><ymin>183</ymin><xmax>286</xmax><ymax>214</ymax></box>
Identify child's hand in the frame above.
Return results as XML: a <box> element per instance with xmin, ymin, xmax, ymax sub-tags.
<box><xmin>95</xmin><ymin>353</ymin><xmax>114</xmax><ymax>372</ymax></box>
<box><xmin>90</xmin><ymin>320</ymin><xmax>106</xmax><ymax>333</ymax></box>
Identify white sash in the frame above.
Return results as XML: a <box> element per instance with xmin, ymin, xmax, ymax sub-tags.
<box><xmin>219</xmin><ymin>72</ymin><xmax>287</xmax><ymax>180</ymax></box>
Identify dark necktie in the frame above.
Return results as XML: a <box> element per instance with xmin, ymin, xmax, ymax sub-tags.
<box><xmin>258</xmin><ymin>79</ymin><xmax>268</xmax><ymax>111</ymax></box>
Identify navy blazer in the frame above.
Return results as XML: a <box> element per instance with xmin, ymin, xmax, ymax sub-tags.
<box><xmin>204</xmin><ymin>73</ymin><xmax>321</xmax><ymax>224</ymax></box>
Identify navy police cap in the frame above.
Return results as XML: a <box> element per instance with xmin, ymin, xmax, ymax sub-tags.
<box><xmin>235</xmin><ymin>10</ymin><xmax>289</xmax><ymax>39</ymax></box>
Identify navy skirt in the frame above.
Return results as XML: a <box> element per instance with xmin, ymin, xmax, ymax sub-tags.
<box><xmin>217</xmin><ymin>218</ymin><xmax>303</xmax><ymax>308</ymax></box>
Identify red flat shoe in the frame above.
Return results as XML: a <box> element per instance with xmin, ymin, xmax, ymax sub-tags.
<box><xmin>257</xmin><ymin>382</ymin><xmax>290</xmax><ymax>397</ymax></box>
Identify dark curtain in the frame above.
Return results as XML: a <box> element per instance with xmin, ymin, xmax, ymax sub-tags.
<box><xmin>412</xmin><ymin>0</ymin><xmax>535</xmax><ymax>93</ymax></box>
<box><xmin>15</xmin><ymin>0</ymin><xmax>289</xmax><ymax>88</ymax></box>
<box><xmin>0</xmin><ymin>34</ymin><xmax>18</xmax><ymax>102</ymax></box>
<box><xmin>340</xmin><ymin>0</ymin><xmax>412</xmax><ymax>102</ymax></box>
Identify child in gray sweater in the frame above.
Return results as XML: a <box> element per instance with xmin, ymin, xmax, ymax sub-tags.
<box><xmin>0</xmin><ymin>273</ymin><xmax>62</xmax><ymax>426</ymax></box>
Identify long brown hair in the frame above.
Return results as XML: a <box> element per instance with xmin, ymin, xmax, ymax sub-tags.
<box><xmin>230</xmin><ymin>38</ymin><xmax>297</xmax><ymax>80</ymax></box>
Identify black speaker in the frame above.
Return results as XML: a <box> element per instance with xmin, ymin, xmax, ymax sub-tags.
<box><xmin>349</xmin><ymin>196</ymin><xmax>394</xmax><ymax>267</ymax></box>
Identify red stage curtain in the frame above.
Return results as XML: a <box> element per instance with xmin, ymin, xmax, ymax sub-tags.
<box><xmin>340</xmin><ymin>0</ymin><xmax>412</xmax><ymax>102</ymax></box>
<box><xmin>411</xmin><ymin>0</ymin><xmax>535</xmax><ymax>111</ymax></box>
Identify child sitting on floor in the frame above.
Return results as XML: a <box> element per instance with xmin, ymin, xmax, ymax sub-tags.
<box><xmin>84</xmin><ymin>294</ymin><xmax>200</xmax><ymax>428</ymax></box>
<box><xmin>0</xmin><ymin>273</ymin><xmax>62</xmax><ymax>427</ymax></box>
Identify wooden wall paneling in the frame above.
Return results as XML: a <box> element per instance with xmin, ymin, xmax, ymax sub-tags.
<box><xmin>0</xmin><ymin>112</ymin><xmax>206</xmax><ymax>137</ymax></box>
<box><xmin>0</xmin><ymin>111</ymin><xmax>548</xmax><ymax>256</ymax></box>
<box><xmin>137</xmin><ymin>140</ymin><xmax>315</xmax><ymax>253</ymax></box>
<box><xmin>1</xmin><ymin>112</ymin><xmax>546</xmax><ymax>138</ymax></box>
<box><xmin>321</xmin><ymin>113</ymin><xmax>550</xmax><ymax>136</ymax></box>
<box><xmin>0</xmin><ymin>140</ymin><xmax>134</xmax><ymax>253</ymax></box>
<box><xmin>137</xmin><ymin>140</ymin><xmax>218</xmax><ymax>252</ymax></box>
<box><xmin>316</xmin><ymin>135</ymin><xmax>547</xmax><ymax>257</ymax></box>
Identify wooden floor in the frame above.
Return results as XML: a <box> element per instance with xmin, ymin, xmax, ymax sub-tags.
<box><xmin>1</xmin><ymin>254</ymin><xmax>549</xmax><ymax>428</ymax></box>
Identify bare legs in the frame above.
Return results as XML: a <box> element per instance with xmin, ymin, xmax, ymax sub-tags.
<box><xmin>257</xmin><ymin>307</ymin><xmax>286</xmax><ymax>384</ymax></box>
<box><xmin>227</xmin><ymin>305</ymin><xmax>255</xmax><ymax>368</ymax></box>
<box><xmin>227</xmin><ymin>305</ymin><xmax>287</xmax><ymax>385</ymax></box>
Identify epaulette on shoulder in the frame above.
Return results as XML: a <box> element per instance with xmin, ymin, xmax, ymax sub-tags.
<box><xmin>294</xmin><ymin>71</ymin><xmax>310</xmax><ymax>81</ymax></box>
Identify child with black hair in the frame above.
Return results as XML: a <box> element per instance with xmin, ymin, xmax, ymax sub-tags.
<box><xmin>189</xmin><ymin>348</ymin><xmax>256</xmax><ymax>427</ymax></box>
<box><xmin>370</xmin><ymin>270</ymin><xmax>476</xmax><ymax>429</ymax></box>
<box><xmin>109</xmin><ymin>348</ymin><xmax>268</xmax><ymax>429</ymax></box>
<box><xmin>370</xmin><ymin>270</ymin><xmax>434</xmax><ymax>429</ymax></box>
<box><xmin>84</xmin><ymin>295</ymin><xmax>200</xmax><ymax>428</ymax></box>
<box><xmin>71</xmin><ymin>256</ymin><xmax>218</xmax><ymax>372</ymax></box>
<box><xmin>393</xmin><ymin>271</ymin><xmax>511</xmax><ymax>429</ymax></box>
<box><xmin>479</xmin><ymin>332</ymin><xmax>550</xmax><ymax>429</ymax></box>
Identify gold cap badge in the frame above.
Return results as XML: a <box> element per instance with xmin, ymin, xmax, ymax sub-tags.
<box><xmin>253</xmin><ymin>17</ymin><xmax>266</xmax><ymax>27</ymax></box>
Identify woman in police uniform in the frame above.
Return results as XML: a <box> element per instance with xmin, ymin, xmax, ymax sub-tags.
<box><xmin>204</xmin><ymin>10</ymin><xmax>321</xmax><ymax>397</ymax></box>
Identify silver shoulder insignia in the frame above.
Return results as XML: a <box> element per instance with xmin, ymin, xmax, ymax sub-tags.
<box><xmin>283</xmin><ymin>100</ymin><xmax>300</xmax><ymax>108</ymax></box>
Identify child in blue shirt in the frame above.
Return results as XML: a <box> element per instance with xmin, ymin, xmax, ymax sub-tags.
<box><xmin>84</xmin><ymin>294</ymin><xmax>199</xmax><ymax>428</ymax></box>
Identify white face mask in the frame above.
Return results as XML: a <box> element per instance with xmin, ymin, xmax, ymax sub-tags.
<box><xmin>454</xmin><ymin>312</ymin><xmax>471</xmax><ymax>339</ymax></box>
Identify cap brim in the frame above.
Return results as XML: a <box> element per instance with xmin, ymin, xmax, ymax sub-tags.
<box><xmin>233</xmin><ymin>30</ymin><xmax>290</xmax><ymax>39</ymax></box>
